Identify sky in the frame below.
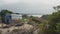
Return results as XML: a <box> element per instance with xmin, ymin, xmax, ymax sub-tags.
<box><xmin>0</xmin><ymin>0</ymin><xmax>60</xmax><ymax>15</ymax></box>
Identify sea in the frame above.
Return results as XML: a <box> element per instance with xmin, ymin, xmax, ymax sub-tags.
<box><xmin>11</xmin><ymin>14</ymin><xmax>42</xmax><ymax>19</ymax></box>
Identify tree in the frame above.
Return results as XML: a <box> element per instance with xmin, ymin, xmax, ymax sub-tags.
<box><xmin>53</xmin><ymin>5</ymin><xmax>60</xmax><ymax>11</ymax></box>
<box><xmin>0</xmin><ymin>10</ymin><xmax>13</xmax><ymax>24</ymax></box>
<box><xmin>0</xmin><ymin>10</ymin><xmax>13</xmax><ymax>16</ymax></box>
<box><xmin>47</xmin><ymin>6</ymin><xmax>60</xmax><ymax>34</ymax></box>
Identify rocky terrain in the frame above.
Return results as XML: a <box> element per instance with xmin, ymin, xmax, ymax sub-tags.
<box><xmin>0</xmin><ymin>23</ymin><xmax>39</xmax><ymax>34</ymax></box>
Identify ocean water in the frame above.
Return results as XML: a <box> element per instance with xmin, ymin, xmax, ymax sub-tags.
<box><xmin>11</xmin><ymin>14</ymin><xmax>42</xmax><ymax>19</ymax></box>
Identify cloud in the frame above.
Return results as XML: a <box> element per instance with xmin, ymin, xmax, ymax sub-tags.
<box><xmin>0</xmin><ymin>0</ymin><xmax>60</xmax><ymax>14</ymax></box>
<box><xmin>0</xmin><ymin>0</ymin><xmax>60</xmax><ymax>6</ymax></box>
<box><xmin>1</xmin><ymin>0</ymin><xmax>19</xmax><ymax>4</ymax></box>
